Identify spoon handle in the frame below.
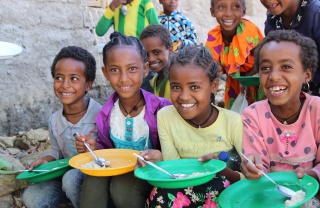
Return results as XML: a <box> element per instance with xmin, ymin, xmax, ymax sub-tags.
<box><xmin>83</xmin><ymin>141</ymin><xmax>98</xmax><ymax>160</ymax></box>
<box><xmin>240</xmin><ymin>153</ymin><xmax>277</xmax><ymax>186</ymax></box>
<box><xmin>19</xmin><ymin>170</ymin><xmax>50</xmax><ymax>172</ymax></box>
<box><xmin>133</xmin><ymin>153</ymin><xmax>173</xmax><ymax>177</ymax></box>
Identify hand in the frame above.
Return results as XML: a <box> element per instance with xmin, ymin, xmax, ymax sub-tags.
<box><xmin>240</xmin><ymin>153</ymin><xmax>263</xmax><ymax>180</ymax></box>
<box><xmin>135</xmin><ymin>149</ymin><xmax>163</xmax><ymax>169</ymax></box>
<box><xmin>28</xmin><ymin>155</ymin><xmax>55</xmax><ymax>170</ymax></box>
<box><xmin>295</xmin><ymin>167</ymin><xmax>306</xmax><ymax>179</ymax></box>
<box><xmin>74</xmin><ymin>133</ymin><xmax>98</xmax><ymax>153</ymax></box>
<box><xmin>198</xmin><ymin>153</ymin><xmax>218</xmax><ymax>162</ymax></box>
<box><xmin>109</xmin><ymin>0</ymin><xmax>127</xmax><ymax>11</ymax></box>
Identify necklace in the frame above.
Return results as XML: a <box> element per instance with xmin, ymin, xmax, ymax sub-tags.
<box><xmin>271</xmin><ymin>101</ymin><xmax>303</xmax><ymax>125</ymax></box>
<box><xmin>119</xmin><ymin>95</ymin><xmax>143</xmax><ymax>118</ymax></box>
<box><xmin>188</xmin><ymin>106</ymin><xmax>214</xmax><ymax>128</ymax></box>
<box><xmin>63</xmin><ymin>100</ymin><xmax>89</xmax><ymax>116</ymax></box>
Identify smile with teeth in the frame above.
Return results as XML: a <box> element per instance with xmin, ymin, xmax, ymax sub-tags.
<box><xmin>181</xmin><ymin>103</ymin><xmax>195</xmax><ymax>108</ymax></box>
<box><xmin>61</xmin><ymin>92</ymin><xmax>74</xmax><ymax>96</ymax></box>
<box><xmin>150</xmin><ymin>63</ymin><xmax>160</xmax><ymax>68</ymax></box>
<box><xmin>223</xmin><ymin>20</ymin><xmax>234</xmax><ymax>26</ymax></box>
<box><xmin>267</xmin><ymin>3</ymin><xmax>278</xmax><ymax>8</ymax></box>
<box><xmin>120</xmin><ymin>86</ymin><xmax>131</xmax><ymax>90</ymax></box>
<box><xmin>268</xmin><ymin>86</ymin><xmax>287</xmax><ymax>94</ymax></box>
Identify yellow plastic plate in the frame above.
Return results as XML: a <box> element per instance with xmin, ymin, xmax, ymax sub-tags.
<box><xmin>69</xmin><ymin>149</ymin><xmax>139</xmax><ymax>176</ymax></box>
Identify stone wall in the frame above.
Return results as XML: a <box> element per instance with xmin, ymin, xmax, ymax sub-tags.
<box><xmin>0</xmin><ymin>0</ymin><xmax>266</xmax><ymax>136</ymax></box>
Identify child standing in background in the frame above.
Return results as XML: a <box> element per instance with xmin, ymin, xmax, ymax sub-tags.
<box><xmin>137</xmin><ymin>46</ymin><xmax>243</xmax><ymax>207</ymax></box>
<box><xmin>95</xmin><ymin>0</ymin><xmax>159</xmax><ymax>38</ymax></box>
<box><xmin>76</xmin><ymin>32</ymin><xmax>171</xmax><ymax>208</ymax></box>
<box><xmin>206</xmin><ymin>0</ymin><xmax>263</xmax><ymax>109</ymax></box>
<box><xmin>22</xmin><ymin>46</ymin><xmax>101</xmax><ymax>208</ymax></box>
<box><xmin>260</xmin><ymin>0</ymin><xmax>320</xmax><ymax>96</ymax></box>
<box><xmin>158</xmin><ymin>0</ymin><xmax>197</xmax><ymax>50</ymax></box>
<box><xmin>140</xmin><ymin>24</ymin><xmax>173</xmax><ymax>100</ymax></box>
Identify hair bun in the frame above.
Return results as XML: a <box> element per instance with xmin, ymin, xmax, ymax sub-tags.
<box><xmin>109</xmin><ymin>31</ymin><xmax>123</xmax><ymax>40</ymax></box>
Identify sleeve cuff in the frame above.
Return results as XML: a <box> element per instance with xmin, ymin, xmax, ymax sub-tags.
<box><xmin>104</xmin><ymin>6</ymin><xmax>115</xmax><ymax>19</ymax></box>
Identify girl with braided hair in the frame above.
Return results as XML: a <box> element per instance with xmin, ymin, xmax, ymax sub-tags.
<box><xmin>136</xmin><ymin>45</ymin><xmax>244</xmax><ymax>207</ymax></box>
<box><xmin>75</xmin><ymin>31</ymin><xmax>171</xmax><ymax>208</ymax></box>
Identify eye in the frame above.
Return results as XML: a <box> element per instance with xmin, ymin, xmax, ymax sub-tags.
<box><xmin>282</xmin><ymin>65</ymin><xmax>292</xmax><ymax>70</ymax></box>
<box><xmin>217</xmin><ymin>5</ymin><xmax>225</xmax><ymax>9</ymax></box>
<box><xmin>129</xmin><ymin>66</ymin><xmax>137</xmax><ymax>71</ymax></box>
<box><xmin>110</xmin><ymin>68</ymin><xmax>119</xmax><ymax>73</ymax></box>
<box><xmin>171</xmin><ymin>85</ymin><xmax>180</xmax><ymax>91</ymax></box>
<box><xmin>191</xmin><ymin>85</ymin><xmax>199</xmax><ymax>90</ymax></box>
<box><xmin>54</xmin><ymin>75</ymin><xmax>63</xmax><ymax>81</ymax></box>
<box><xmin>260</xmin><ymin>66</ymin><xmax>271</xmax><ymax>72</ymax></box>
<box><xmin>153</xmin><ymin>50</ymin><xmax>160</xmax><ymax>55</ymax></box>
<box><xmin>71</xmin><ymin>77</ymin><xmax>79</xmax><ymax>81</ymax></box>
<box><xmin>232</xmin><ymin>4</ymin><xmax>241</xmax><ymax>9</ymax></box>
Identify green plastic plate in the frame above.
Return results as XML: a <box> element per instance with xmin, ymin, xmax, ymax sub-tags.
<box><xmin>134</xmin><ymin>159</ymin><xmax>226</xmax><ymax>189</ymax></box>
<box><xmin>234</xmin><ymin>76</ymin><xmax>260</xmax><ymax>86</ymax></box>
<box><xmin>218</xmin><ymin>172</ymin><xmax>319</xmax><ymax>208</ymax></box>
<box><xmin>0</xmin><ymin>158</ymin><xmax>21</xmax><ymax>174</ymax></box>
<box><xmin>16</xmin><ymin>158</ymin><xmax>71</xmax><ymax>183</ymax></box>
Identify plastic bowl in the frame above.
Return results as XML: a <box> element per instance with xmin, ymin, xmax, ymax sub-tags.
<box><xmin>218</xmin><ymin>172</ymin><xmax>319</xmax><ymax>208</ymax></box>
<box><xmin>69</xmin><ymin>149</ymin><xmax>139</xmax><ymax>176</ymax></box>
<box><xmin>134</xmin><ymin>159</ymin><xmax>226</xmax><ymax>189</ymax></box>
<box><xmin>234</xmin><ymin>76</ymin><xmax>260</xmax><ymax>86</ymax></box>
<box><xmin>16</xmin><ymin>158</ymin><xmax>71</xmax><ymax>183</ymax></box>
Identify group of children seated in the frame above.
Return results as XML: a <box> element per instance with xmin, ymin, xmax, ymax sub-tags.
<box><xmin>21</xmin><ymin>0</ymin><xmax>320</xmax><ymax>207</ymax></box>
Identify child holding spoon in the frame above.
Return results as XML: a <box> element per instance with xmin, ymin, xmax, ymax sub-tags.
<box><xmin>240</xmin><ymin>30</ymin><xmax>320</xmax><ymax>205</ymax></box>
<box><xmin>136</xmin><ymin>45</ymin><xmax>244</xmax><ymax>207</ymax></box>
<box><xmin>22</xmin><ymin>46</ymin><xmax>101</xmax><ymax>208</ymax></box>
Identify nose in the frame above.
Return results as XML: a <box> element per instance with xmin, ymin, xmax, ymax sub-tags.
<box><xmin>269</xmin><ymin>69</ymin><xmax>282</xmax><ymax>81</ymax></box>
<box><xmin>148</xmin><ymin>53</ymin><xmax>156</xmax><ymax>63</ymax></box>
<box><xmin>120</xmin><ymin>71</ymin><xmax>129</xmax><ymax>82</ymax></box>
<box><xmin>225</xmin><ymin>7</ymin><xmax>232</xmax><ymax>16</ymax></box>
<box><xmin>179</xmin><ymin>88</ymin><xmax>191</xmax><ymax>101</ymax></box>
<box><xmin>61</xmin><ymin>79</ymin><xmax>70</xmax><ymax>88</ymax></box>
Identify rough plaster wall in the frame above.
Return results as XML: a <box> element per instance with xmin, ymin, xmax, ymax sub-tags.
<box><xmin>0</xmin><ymin>0</ymin><xmax>266</xmax><ymax>136</ymax></box>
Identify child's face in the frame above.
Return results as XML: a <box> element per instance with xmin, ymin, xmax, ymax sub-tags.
<box><xmin>259</xmin><ymin>41</ymin><xmax>312</xmax><ymax>106</ymax></box>
<box><xmin>169</xmin><ymin>64</ymin><xmax>219</xmax><ymax>122</ymax></box>
<box><xmin>160</xmin><ymin>0</ymin><xmax>179</xmax><ymax>15</ymax></box>
<box><xmin>102</xmin><ymin>46</ymin><xmax>148</xmax><ymax>100</ymax></box>
<box><xmin>141</xmin><ymin>36</ymin><xmax>172</xmax><ymax>75</ymax></box>
<box><xmin>210</xmin><ymin>0</ymin><xmax>245</xmax><ymax>37</ymax></box>
<box><xmin>53</xmin><ymin>58</ymin><xmax>92</xmax><ymax>106</ymax></box>
<box><xmin>260</xmin><ymin>0</ymin><xmax>299</xmax><ymax>16</ymax></box>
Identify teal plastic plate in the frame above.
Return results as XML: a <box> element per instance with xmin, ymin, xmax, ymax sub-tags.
<box><xmin>218</xmin><ymin>172</ymin><xmax>319</xmax><ymax>208</ymax></box>
<box><xmin>0</xmin><ymin>158</ymin><xmax>20</xmax><ymax>174</ymax></box>
<box><xmin>16</xmin><ymin>158</ymin><xmax>71</xmax><ymax>183</ymax></box>
<box><xmin>134</xmin><ymin>159</ymin><xmax>226</xmax><ymax>189</ymax></box>
<box><xmin>234</xmin><ymin>76</ymin><xmax>260</xmax><ymax>86</ymax></box>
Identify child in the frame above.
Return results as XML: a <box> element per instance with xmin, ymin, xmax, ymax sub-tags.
<box><xmin>22</xmin><ymin>46</ymin><xmax>101</xmax><ymax>208</ymax></box>
<box><xmin>75</xmin><ymin>32</ymin><xmax>171</xmax><ymax>208</ymax></box>
<box><xmin>240</xmin><ymin>30</ymin><xmax>320</xmax><ymax>204</ymax></box>
<box><xmin>205</xmin><ymin>0</ymin><xmax>264</xmax><ymax>109</ymax></box>
<box><xmin>137</xmin><ymin>45</ymin><xmax>244</xmax><ymax>207</ymax></box>
<box><xmin>260</xmin><ymin>0</ymin><xmax>320</xmax><ymax>96</ymax></box>
<box><xmin>158</xmin><ymin>0</ymin><xmax>197</xmax><ymax>49</ymax></box>
<box><xmin>140</xmin><ymin>24</ymin><xmax>173</xmax><ymax>100</ymax></box>
<box><xmin>95</xmin><ymin>0</ymin><xmax>159</xmax><ymax>38</ymax></box>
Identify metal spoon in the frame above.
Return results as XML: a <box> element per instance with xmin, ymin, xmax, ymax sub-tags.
<box><xmin>241</xmin><ymin>153</ymin><xmax>295</xmax><ymax>198</ymax></box>
<box><xmin>133</xmin><ymin>153</ymin><xmax>188</xmax><ymax>179</ymax></box>
<box><xmin>19</xmin><ymin>170</ymin><xmax>50</xmax><ymax>172</ymax></box>
<box><xmin>74</xmin><ymin>132</ymin><xmax>109</xmax><ymax>167</ymax></box>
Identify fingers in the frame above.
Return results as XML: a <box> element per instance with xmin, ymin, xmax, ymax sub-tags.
<box><xmin>241</xmin><ymin>153</ymin><xmax>263</xmax><ymax>180</ymax></box>
<box><xmin>136</xmin><ymin>150</ymin><xmax>163</xmax><ymax>168</ymax></box>
<box><xmin>198</xmin><ymin>153</ymin><xmax>216</xmax><ymax>162</ymax></box>
<box><xmin>74</xmin><ymin>134</ymin><xmax>97</xmax><ymax>152</ymax></box>
<box><xmin>295</xmin><ymin>167</ymin><xmax>305</xmax><ymax>179</ymax></box>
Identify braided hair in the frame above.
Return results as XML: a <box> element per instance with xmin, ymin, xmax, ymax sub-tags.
<box><xmin>169</xmin><ymin>45</ymin><xmax>220</xmax><ymax>103</ymax></box>
<box><xmin>51</xmin><ymin>46</ymin><xmax>96</xmax><ymax>82</ymax></box>
<box><xmin>102</xmin><ymin>32</ymin><xmax>147</xmax><ymax>65</ymax></box>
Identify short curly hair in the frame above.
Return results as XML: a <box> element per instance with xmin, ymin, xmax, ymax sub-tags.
<box><xmin>254</xmin><ymin>30</ymin><xmax>318</xmax><ymax>75</ymax></box>
<box><xmin>51</xmin><ymin>46</ymin><xmax>96</xmax><ymax>82</ymax></box>
<box><xmin>139</xmin><ymin>24</ymin><xmax>172</xmax><ymax>49</ymax></box>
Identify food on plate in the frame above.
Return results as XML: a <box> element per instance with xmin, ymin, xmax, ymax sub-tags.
<box><xmin>285</xmin><ymin>190</ymin><xmax>306</xmax><ymax>207</ymax></box>
<box><xmin>81</xmin><ymin>160</ymin><xmax>110</xmax><ymax>169</ymax></box>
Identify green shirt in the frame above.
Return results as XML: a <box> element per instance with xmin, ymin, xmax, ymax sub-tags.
<box><xmin>96</xmin><ymin>0</ymin><xmax>159</xmax><ymax>38</ymax></box>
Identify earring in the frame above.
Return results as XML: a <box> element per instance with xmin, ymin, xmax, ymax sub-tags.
<box><xmin>303</xmin><ymin>82</ymin><xmax>310</xmax><ymax>91</ymax></box>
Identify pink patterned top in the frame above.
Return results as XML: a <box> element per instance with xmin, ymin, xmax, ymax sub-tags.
<box><xmin>242</xmin><ymin>93</ymin><xmax>320</xmax><ymax>180</ymax></box>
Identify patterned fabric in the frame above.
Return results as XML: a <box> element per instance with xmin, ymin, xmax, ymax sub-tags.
<box><xmin>146</xmin><ymin>175</ymin><xmax>229</xmax><ymax>208</ymax></box>
<box><xmin>110</xmin><ymin>99</ymin><xmax>152</xmax><ymax>150</ymax></box>
<box><xmin>46</xmin><ymin>98</ymin><xmax>101</xmax><ymax>159</ymax></box>
<box><xmin>95</xmin><ymin>89</ymin><xmax>171</xmax><ymax>150</ymax></box>
<box><xmin>264</xmin><ymin>0</ymin><xmax>320</xmax><ymax>94</ymax></box>
<box><xmin>205</xmin><ymin>19</ymin><xmax>263</xmax><ymax>109</ymax></box>
<box><xmin>95</xmin><ymin>0</ymin><xmax>159</xmax><ymax>38</ymax></box>
<box><xmin>158</xmin><ymin>10</ymin><xmax>197</xmax><ymax>49</ymax></box>
<box><xmin>150</xmin><ymin>75</ymin><xmax>171</xmax><ymax>100</ymax></box>
<box><xmin>242</xmin><ymin>93</ymin><xmax>320</xmax><ymax>180</ymax></box>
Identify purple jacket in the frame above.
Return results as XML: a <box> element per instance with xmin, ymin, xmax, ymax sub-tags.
<box><xmin>95</xmin><ymin>89</ymin><xmax>171</xmax><ymax>150</ymax></box>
